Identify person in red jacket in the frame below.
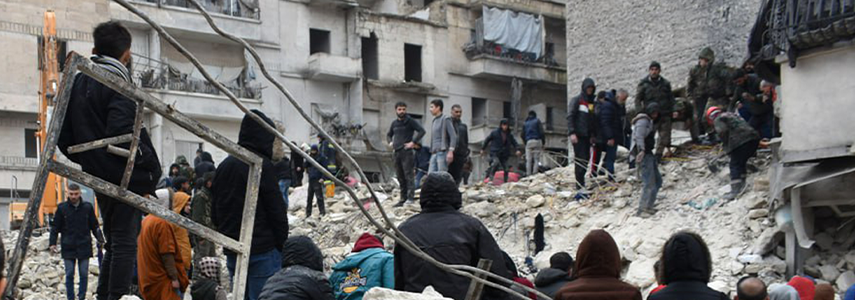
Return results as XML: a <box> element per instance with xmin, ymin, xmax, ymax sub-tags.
<box><xmin>554</xmin><ymin>230</ymin><xmax>642</xmax><ymax>300</ymax></box>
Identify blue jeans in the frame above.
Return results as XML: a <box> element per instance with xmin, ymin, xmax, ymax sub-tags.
<box><xmin>227</xmin><ymin>249</ymin><xmax>282</xmax><ymax>300</ymax></box>
<box><xmin>602</xmin><ymin>144</ymin><xmax>617</xmax><ymax>181</ymax></box>
<box><xmin>415</xmin><ymin>169</ymin><xmax>427</xmax><ymax>189</ymax></box>
<box><xmin>64</xmin><ymin>258</ymin><xmax>89</xmax><ymax>300</ymax></box>
<box><xmin>278</xmin><ymin>179</ymin><xmax>291</xmax><ymax>210</ymax></box>
<box><xmin>638</xmin><ymin>154</ymin><xmax>662</xmax><ymax>214</ymax></box>
<box><xmin>429</xmin><ymin>151</ymin><xmax>448</xmax><ymax>172</ymax></box>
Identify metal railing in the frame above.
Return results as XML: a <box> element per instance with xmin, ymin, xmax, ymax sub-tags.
<box><xmin>132</xmin><ymin>53</ymin><xmax>262</xmax><ymax>99</ymax></box>
<box><xmin>0</xmin><ymin>156</ymin><xmax>39</xmax><ymax>168</ymax></box>
<box><xmin>140</xmin><ymin>0</ymin><xmax>260</xmax><ymax>19</ymax></box>
<box><xmin>463</xmin><ymin>18</ymin><xmax>560</xmax><ymax>67</ymax></box>
<box><xmin>765</xmin><ymin>0</ymin><xmax>855</xmax><ymax>52</ymax></box>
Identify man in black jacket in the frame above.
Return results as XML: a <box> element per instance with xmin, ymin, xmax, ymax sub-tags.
<box><xmin>212</xmin><ymin>110</ymin><xmax>289</xmax><ymax>300</ymax></box>
<box><xmin>595</xmin><ymin>91</ymin><xmax>622</xmax><ymax>182</ymax></box>
<box><xmin>57</xmin><ymin>21</ymin><xmax>162</xmax><ymax>300</ymax></box>
<box><xmin>481</xmin><ymin>119</ymin><xmax>521</xmax><ymax>185</ymax></box>
<box><xmin>258</xmin><ymin>236</ymin><xmax>333</xmax><ymax>300</ymax></box>
<box><xmin>50</xmin><ymin>184</ymin><xmax>104</xmax><ymax>300</ymax></box>
<box><xmin>387</xmin><ymin>102</ymin><xmax>426</xmax><ymax>207</ymax></box>
<box><xmin>394</xmin><ymin>172</ymin><xmax>512</xmax><ymax>300</ymax></box>
<box><xmin>649</xmin><ymin>231</ymin><xmax>729</xmax><ymax>300</ymax></box>
<box><xmin>567</xmin><ymin>78</ymin><xmax>597</xmax><ymax>194</ymax></box>
<box><xmin>448</xmin><ymin>104</ymin><xmax>470</xmax><ymax>185</ymax></box>
<box><xmin>534</xmin><ymin>252</ymin><xmax>574</xmax><ymax>299</ymax></box>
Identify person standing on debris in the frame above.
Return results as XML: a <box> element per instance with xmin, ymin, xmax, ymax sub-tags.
<box><xmin>632</xmin><ymin>103</ymin><xmax>663</xmax><ymax>217</ymax></box>
<box><xmin>649</xmin><ymin>231</ymin><xmax>728</xmax><ymax>300</ymax></box>
<box><xmin>688</xmin><ymin>47</ymin><xmax>732</xmax><ymax>144</ymax></box>
<box><xmin>190</xmin><ymin>257</ymin><xmax>228</xmax><ymax>300</ymax></box>
<box><xmin>138</xmin><ymin>189</ymin><xmax>189</xmax><ymax>300</ymax></box>
<box><xmin>273</xmin><ymin>122</ymin><xmax>292</xmax><ymax>210</ymax></box>
<box><xmin>318</xmin><ymin>133</ymin><xmax>337</xmax><ymax>176</ymax></box>
<box><xmin>481</xmin><ymin>119</ymin><xmax>522</xmax><ymax>184</ymax></box>
<box><xmin>595</xmin><ymin>91</ymin><xmax>621</xmax><ymax>182</ymax></box>
<box><xmin>57</xmin><ymin>21</ymin><xmax>163</xmax><ymax>300</ymax></box>
<box><xmin>735</xmin><ymin>276</ymin><xmax>769</xmax><ymax>300</ymax></box>
<box><xmin>291</xmin><ymin>143</ymin><xmax>309</xmax><ymax>188</ymax></box>
<box><xmin>731</xmin><ymin>70</ymin><xmax>772</xmax><ymax>139</ymax></box>
<box><xmin>428</xmin><ymin>99</ymin><xmax>458</xmax><ymax>173</ymax></box>
<box><xmin>386</xmin><ymin>102</ymin><xmax>426</xmax><ymax>207</ymax></box>
<box><xmin>49</xmin><ymin>183</ymin><xmax>105</xmax><ymax>300</ymax></box>
<box><xmin>329</xmin><ymin>232</ymin><xmax>394</xmax><ymax>300</ymax></box>
<box><xmin>191</xmin><ymin>172</ymin><xmax>217</xmax><ymax>280</ymax></box>
<box><xmin>636</xmin><ymin>61</ymin><xmax>675</xmax><ymax>157</ymax></box>
<box><xmin>615</xmin><ymin>89</ymin><xmax>631</xmax><ymax>148</ymax></box>
<box><xmin>554</xmin><ymin>229</ymin><xmax>642</xmax><ymax>300</ymax></box>
<box><xmin>394</xmin><ymin>172</ymin><xmax>511</xmax><ymax>300</ymax></box>
<box><xmin>567</xmin><ymin>78</ymin><xmax>598</xmax><ymax>195</ymax></box>
<box><xmin>534</xmin><ymin>252</ymin><xmax>574</xmax><ymax>299</ymax></box>
<box><xmin>305</xmin><ymin>145</ymin><xmax>328</xmax><ymax>217</ymax></box>
<box><xmin>706</xmin><ymin>107</ymin><xmax>760</xmax><ymax>200</ymax></box>
<box><xmin>414</xmin><ymin>143</ymin><xmax>431</xmax><ymax>189</ymax></box>
<box><xmin>259</xmin><ymin>236</ymin><xmax>334</xmax><ymax>300</ymax></box>
<box><xmin>448</xmin><ymin>104</ymin><xmax>471</xmax><ymax>185</ymax></box>
<box><xmin>212</xmin><ymin>110</ymin><xmax>289</xmax><ymax>300</ymax></box>
<box><xmin>522</xmin><ymin>110</ymin><xmax>546</xmax><ymax>176</ymax></box>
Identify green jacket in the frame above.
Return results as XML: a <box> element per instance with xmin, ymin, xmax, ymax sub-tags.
<box><xmin>175</xmin><ymin>155</ymin><xmax>196</xmax><ymax>181</ymax></box>
<box><xmin>687</xmin><ymin>47</ymin><xmax>732</xmax><ymax>101</ymax></box>
<box><xmin>191</xmin><ymin>186</ymin><xmax>213</xmax><ymax>229</ymax></box>
<box><xmin>636</xmin><ymin>76</ymin><xmax>675</xmax><ymax>114</ymax></box>
<box><xmin>714</xmin><ymin>112</ymin><xmax>760</xmax><ymax>153</ymax></box>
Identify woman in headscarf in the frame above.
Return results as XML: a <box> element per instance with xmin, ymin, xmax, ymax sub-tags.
<box><xmin>788</xmin><ymin>276</ymin><xmax>816</xmax><ymax>300</ymax></box>
<box><xmin>768</xmin><ymin>283</ymin><xmax>799</xmax><ymax>300</ymax></box>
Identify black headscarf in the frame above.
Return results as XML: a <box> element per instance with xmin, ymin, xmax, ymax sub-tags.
<box><xmin>281</xmin><ymin>236</ymin><xmax>324</xmax><ymax>271</ymax></box>
<box><xmin>660</xmin><ymin>231</ymin><xmax>712</xmax><ymax>284</ymax></box>
<box><xmin>419</xmin><ymin>172</ymin><xmax>462</xmax><ymax>211</ymax></box>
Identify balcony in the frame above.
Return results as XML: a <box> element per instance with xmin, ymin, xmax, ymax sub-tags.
<box><xmin>464</xmin><ymin>52</ymin><xmax>565</xmax><ymax>86</ymax></box>
<box><xmin>0</xmin><ymin>156</ymin><xmax>38</xmax><ymax>171</ymax></box>
<box><xmin>306</xmin><ymin>53</ymin><xmax>362</xmax><ymax>82</ymax></box>
<box><xmin>132</xmin><ymin>54</ymin><xmax>262</xmax><ymax>100</ymax></box>
<box><xmin>140</xmin><ymin>0</ymin><xmax>259</xmax><ymax>19</ymax></box>
<box><xmin>115</xmin><ymin>0</ymin><xmax>262</xmax><ymax>42</ymax></box>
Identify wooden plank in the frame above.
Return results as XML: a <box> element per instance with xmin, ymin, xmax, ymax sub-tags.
<box><xmin>231</xmin><ymin>163</ymin><xmax>262</xmax><ymax>300</ymax></box>
<box><xmin>66</xmin><ymin>134</ymin><xmax>133</xmax><ymax>154</ymax></box>
<box><xmin>465</xmin><ymin>259</ymin><xmax>493</xmax><ymax>300</ymax></box>
<box><xmin>3</xmin><ymin>56</ymin><xmax>80</xmax><ymax>299</ymax></box>
<box><xmin>49</xmin><ymin>161</ymin><xmax>245</xmax><ymax>253</ymax></box>
<box><xmin>106</xmin><ymin>145</ymin><xmax>130</xmax><ymax>158</ymax></box>
<box><xmin>120</xmin><ymin>100</ymin><xmax>145</xmax><ymax>189</ymax></box>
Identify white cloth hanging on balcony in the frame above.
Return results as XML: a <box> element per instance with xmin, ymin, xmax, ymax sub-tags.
<box><xmin>481</xmin><ymin>5</ymin><xmax>544</xmax><ymax>58</ymax></box>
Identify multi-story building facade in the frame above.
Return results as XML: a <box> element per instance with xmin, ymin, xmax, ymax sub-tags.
<box><xmin>0</xmin><ymin>0</ymin><xmax>567</xmax><ymax>212</ymax></box>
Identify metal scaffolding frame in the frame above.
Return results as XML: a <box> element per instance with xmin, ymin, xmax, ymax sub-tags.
<box><xmin>2</xmin><ymin>52</ymin><xmax>262</xmax><ymax>300</ymax></box>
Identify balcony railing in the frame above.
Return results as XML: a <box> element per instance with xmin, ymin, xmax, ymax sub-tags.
<box><xmin>0</xmin><ymin>156</ymin><xmax>39</xmax><ymax>169</ymax></box>
<box><xmin>755</xmin><ymin>0</ymin><xmax>855</xmax><ymax>59</ymax></box>
<box><xmin>463</xmin><ymin>15</ymin><xmax>560</xmax><ymax>67</ymax></box>
<box><xmin>132</xmin><ymin>54</ymin><xmax>262</xmax><ymax>100</ymax></box>
<box><xmin>141</xmin><ymin>0</ymin><xmax>260</xmax><ymax>20</ymax></box>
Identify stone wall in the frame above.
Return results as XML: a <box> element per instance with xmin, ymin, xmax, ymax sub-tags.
<box><xmin>564</xmin><ymin>0</ymin><xmax>762</xmax><ymax>99</ymax></box>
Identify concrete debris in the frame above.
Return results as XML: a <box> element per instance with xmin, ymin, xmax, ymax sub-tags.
<box><xmin>747</xmin><ymin>209</ymin><xmax>769</xmax><ymax>219</ymax></box>
<box><xmin>525</xmin><ymin>195</ymin><xmax>546</xmax><ymax>208</ymax></box>
<box><xmin>836</xmin><ymin>271</ymin><xmax>855</xmax><ymax>292</ymax></box>
<box><xmin>363</xmin><ymin>286</ymin><xmax>453</xmax><ymax>300</ymax></box>
<box><xmin>818</xmin><ymin>264</ymin><xmax>841</xmax><ymax>282</ymax></box>
<box><xmin>814</xmin><ymin>232</ymin><xmax>834</xmax><ymax>251</ymax></box>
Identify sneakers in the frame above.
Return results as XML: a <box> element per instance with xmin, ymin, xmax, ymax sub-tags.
<box><xmin>724</xmin><ymin>180</ymin><xmax>746</xmax><ymax>200</ymax></box>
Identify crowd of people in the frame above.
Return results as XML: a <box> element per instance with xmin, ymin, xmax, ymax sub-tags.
<box><xmin>27</xmin><ymin>19</ymin><xmax>834</xmax><ymax>300</ymax></box>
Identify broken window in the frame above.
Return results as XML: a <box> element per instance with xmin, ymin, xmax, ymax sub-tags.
<box><xmin>24</xmin><ymin>129</ymin><xmax>37</xmax><ymax>158</ymax></box>
<box><xmin>503</xmin><ymin>101</ymin><xmax>512</xmax><ymax>120</ymax></box>
<box><xmin>310</xmin><ymin>29</ymin><xmax>331</xmax><ymax>55</ymax></box>
<box><xmin>362</xmin><ymin>34</ymin><xmax>378</xmax><ymax>80</ymax></box>
<box><xmin>404</xmin><ymin>43</ymin><xmax>422</xmax><ymax>82</ymax></box>
<box><xmin>472</xmin><ymin>98</ymin><xmax>487</xmax><ymax>126</ymax></box>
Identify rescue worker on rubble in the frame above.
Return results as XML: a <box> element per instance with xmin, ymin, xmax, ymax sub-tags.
<box><xmin>212</xmin><ymin>110</ymin><xmax>289</xmax><ymax>300</ymax></box>
<box><xmin>449</xmin><ymin>104</ymin><xmax>471</xmax><ymax>185</ymax></box>
<box><xmin>522</xmin><ymin>110</ymin><xmax>546</xmax><ymax>176</ymax></box>
<box><xmin>595</xmin><ymin>91</ymin><xmax>621</xmax><ymax>182</ymax></box>
<box><xmin>649</xmin><ymin>231</ymin><xmax>729</xmax><ymax>300</ymax></box>
<box><xmin>554</xmin><ymin>230</ymin><xmax>642</xmax><ymax>300</ymax></box>
<box><xmin>706</xmin><ymin>107</ymin><xmax>760</xmax><ymax>200</ymax></box>
<box><xmin>394</xmin><ymin>172</ymin><xmax>512</xmax><ymax>300</ymax></box>
<box><xmin>636</xmin><ymin>61</ymin><xmax>676</xmax><ymax>158</ymax></box>
<box><xmin>632</xmin><ymin>103</ymin><xmax>663</xmax><ymax>218</ymax></box>
<box><xmin>57</xmin><ymin>21</ymin><xmax>162</xmax><ymax>300</ymax></box>
<box><xmin>730</xmin><ymin>70</ymin><xmax>772</xmax><ymax>139</ymax></box>
<box><xmin>306</xmin><ymin>144</ymin><xmax>328</xmax><ymax>217</ymax></box>
<box><xmin>387</xmin><ymin>101</ymin><xmax>426</xmax><ymax>207</ymax></box>
<box><xmin>481</xmin><ymin>119</ymin><xmax>522</xmax><ymax>185</ymax></box>
<box><xmin>567</xmin><ymin>78</ymin><xmax>598</xmax><ymax>196</ymax></box>
<box><xmin>50</xmin><ymin>183</ymin><xmax>104</xmax><ymax>300</ymax></box>
<box><xmin>259</xmin><ymin>236</ymin><xmax>334</xmax><ymax>300</ymax></box>
<box><xmin>688</xmin><ymin>47</ymin><xmax>732</xmax><ymax>144</ymax></box>
<box><xmin>671</xmin><ymin>98</ymin><xmax>700</xmax><ymax>143</ymax></box>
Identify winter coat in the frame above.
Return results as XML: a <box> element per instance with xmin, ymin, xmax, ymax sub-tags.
<box><xmin>49</xmin><ymin>201</ymin><xmax>103</xmax><ymax>260</ymax></box>
<box><xmin>567</xmin><ymin>78</ymin><xmax>598</xmax><ymax>138</ymax></box>
<box><xmin>523</xmin><ymin>117</ymin><xmax>545</xmax><ymax>142</ymax></box>
<box><xmin>554</xmin><ymin>230</ymin><xmax>641</xmax><ymax>300</ymax></box>
<box><xmin>415</xmin><ymin>146</ymin><xmax>431</xmax><ymax>171</ymax></box>
<box><xmin>212</xmin><ymin>110</ymin><xmax>289</xmax><ymax>255</ymax></box>
<box><xmin>305</xmin><ymin>153</ymin><xmax>327</xmax><ymax>181</ymax></box>
<box><xmin>291</xmin><ymin>151</ymin><xmax>305</xmax><ymax>187</ymax></box>
<box><xmin>172</xmin><ymin>191</ymin><xmax>192</xmax><ymax>270</ymax></box>
<box><xmin>274</xmin><ymin>157</ymin><xmax>292</xmax><ymax>180</ymax></box>
<box><xmin>534</xmin><ymin>268</ymin><xmax>572</xmax><ymax>299</ymax></box>
<box><xmin>386</xmin><ymin>115</ymin><xmax>426</xmax><ymax>151</ymax></box>
<box><xmin>636</xmin><ymin>76</ymin><xmax>675</xmax><ymax>114</ymax></box>
<box><xmin>453</xmin><ymin>119</ymin><xmax>470</xmax><ymax>157</ymax></box>
<box><xmin>195</xmin><ymin>152</ymin><xmax>216</xmax><ymax>177</ymax></box>
<box><xmin>649</xmin><ymin>232</ymin><xmax>728</xmax><ymax>300</ymax></box>
<box><xmin>595</xmin><ymin>98</ymin><xmax>622</xmax><ymax>144</ymax></box>
<box><xmin>175</xmin><ymin>155</ymin><xmax>196</xmax><ymax>182</ymax></box>
<box><xmin>631</xmin><ymin>113</ymin><xmax>656</xmax><ymax>155</ymax></box>
<box><xmin>688</xmin><ymin>47</ymin><xmax>732</xmax><ymax>101</ymax></box>
<box><xmin>482</xmin><ymin>128</ymin><xmax>519</xmax><ymax>158</ymax></box>
<box><xmin>730</xmin><ymin>75</ymin><xmax>770</xmax><ymax>115</ymax></box>
<box><xmin>330</xmin><ymin>234</ymin><xmax>394</xmax><ymax>300</ymax></box>
<box><xmin>58</xmin><ymin>69</ymin><xmax>161</xmax><ymax>195</ymax></box>
<box><xmin>319</xmin><ymin>139</ymin><xmax>337</xmax><ymax>172</ymax></box>
<box><xmin>713</xmin><ymin>112</ymin><xmax>760</xmax><ymax>154</ymax></box>
<box><xmin>259</xmin><ymin>236</ymin><xmax>334</xmax><ymax>300</ymax></box>
<box><xmin>394</xmin><ymin>188</ymin><xmax>511</xmax><ymax>300</ymax></box>
<box><xmin>190</xmin><ymin>278</ymin><xmax>227</xmax><ymax>300</ymax></box>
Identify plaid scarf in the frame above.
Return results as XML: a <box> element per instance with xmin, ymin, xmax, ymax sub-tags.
<box><xmin>90</xmin><ymin>54</ymin><xmax>131</xmax><ymax>83</ymax></box>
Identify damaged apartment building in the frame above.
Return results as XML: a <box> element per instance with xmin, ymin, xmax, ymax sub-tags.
<box><xmin>0</xmin><ymin>0</ymin><xmax>567</xmax><ymax>205</ymax></box>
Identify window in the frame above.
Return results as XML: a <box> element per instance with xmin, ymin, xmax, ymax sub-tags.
<box><xmin>546</xmin><ymin>107</ymin><xmax>555</xmax><ymax>131</ymax></box>
<box><xmin>404</xmin><ymin>44</ymin><xmax>422</xmax><ymax>82</ymax></box>
<box><xmin>472</xmin><ymin>98</ymin><xmax>487</xmax><ymax>126</ymax></box>
<box><xmin>175</xmin><ymin>140</ymin><xmax>203</xmax><ymax>164</ymax></box>
<box><xmin>309</xmin><ymin>29</ymin><xmax>331</xmax><ymax>55</ymax></box>
<box><xmin>502</xmin><ymin>101</ymin><xmax>512</xmax><ymax>120</ymax></box>
<box><xmin>24</xmin><ymin>129</ymin><xmax>38</xmax><ymax>158</ymax></box>
<box><xmin>361</xmin><ymin>34</ymin><xmax>378</xmax><ymax>80</ymax></box>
